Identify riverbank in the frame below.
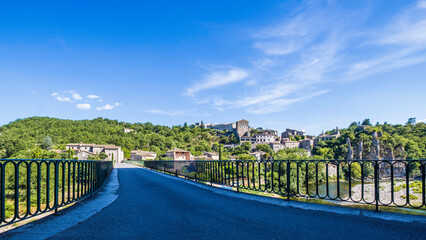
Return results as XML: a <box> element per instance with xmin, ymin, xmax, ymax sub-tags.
<box><xmin>350</xmin><ymin>181</ymin><xmax>423</xmax><ymax>206</ymax></box>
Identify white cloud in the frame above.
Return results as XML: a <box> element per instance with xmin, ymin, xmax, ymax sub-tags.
<box><xmin>56</xmin><ymin>96</ymin><xmax>71</xmax><ymax>102</ymax></box>
<box><xmin>96</xmin><ymin>102</ymin><xmax>122</xmax><ymax>111</ymax></box>
<box><xmin>71</xmin><ymin>92</ymin><xmax>82</xmax><ymax>100</ymax></box>
<box><xmin>87</xmin><ymin>95</ymin><xmax>100</xmax><ymax>99</ymax></box>
<box><xmin>51</xmin><ymin>92</ymin><xmax>59</xmax><ymax>96</ymax></box>
<box><xmin>76</xmin><ymin>103</ymin><xmax>91</xmax><ymax>110</ymax></box>
<box><xmin>186</xmin><ymin>68</ymin><xmax>249</xmax><ymax>96</ymax></box>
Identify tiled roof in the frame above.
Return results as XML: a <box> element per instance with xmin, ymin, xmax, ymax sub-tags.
<box><xmin>166</xmin><ymin>148</ymin><xmax>190</xmax><ymax>153</ymax></box>
<box><xmin>66</xmin><ymin>143</ymin><xmax>121</xmax><ymax>149</ymax></box>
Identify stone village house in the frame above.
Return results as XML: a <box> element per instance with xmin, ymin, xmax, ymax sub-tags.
<box><xmin>66</xmin><ymin>143</ymin><xmax>124</xmax><ymax>163</ymax></box>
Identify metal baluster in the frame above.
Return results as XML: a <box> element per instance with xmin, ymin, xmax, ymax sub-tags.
<box><xmin>26</xmin><ymin>162</ymin><xmax>31</xmax><ymax>218</ymax></box>
<box><xmin>236</xmin><ymin>161</ymin><xmax>239</xmax><ymax>192</ymax></box>
<box><xmin>374</xmin><ymin>160</ymin><xmax>379</xmax><ymax>212</ymax></box>
<box><xmin>287</xmin><ymin>161</ymin><xmax>291</xmax><ymax>200</ymax></box>
<box><xmin>14</xmin><ymin>162</ymin><xmax>19</xmax><ymax>220</ymax></box>
<box><xmin>0</xmin><ymin>163</ymin><xmax>4</xmax><ymax>224</ymax></box>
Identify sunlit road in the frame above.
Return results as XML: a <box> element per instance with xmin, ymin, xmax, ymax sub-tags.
<box><xmin>48</xmin><ymin>163</ymin><xmax>426</xmax><ymax>240</ymax></box>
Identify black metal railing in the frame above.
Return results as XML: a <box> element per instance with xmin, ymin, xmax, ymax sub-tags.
<box><xmin>0</xmin><ymin>159</ymin><xmax>113</xmax><ymax>227</ymax></box>
<box><xmin>133</xmin><ymin>159</ymin><xmax>426</xmax><ymax>211</ymax></box>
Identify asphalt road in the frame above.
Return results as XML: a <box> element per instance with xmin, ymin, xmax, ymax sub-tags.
<box><xmin>48</xmin><ymin>163</ymin><xmax>426</xmax><ymax>240</ymax></box>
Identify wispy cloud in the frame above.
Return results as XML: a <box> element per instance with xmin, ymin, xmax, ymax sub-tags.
<box><xmin>184</xmin><ymin>1</ymin><xmax>426</xmax><ymax>115</ymax></box>
<box><xmin>76</xmin><ymin>103</ymin><xmax>91</xmax><ymax>110</ymax></box>
<box><xmin>348</xmin><ymin>1</ymin><xmax>426</xmax><ymax>79</ymax></box>
<box><xmin>96</xmin><ymin>102</ymin><xmax>122</xmax><ymax>111</ymax></box>
<box><xmin>145</xmin><ymin>108</ymin><xmax>209</xmax><ymax>117</ymax></box>
<box><xmin>417</xmin><ymin>0</ymin><xmax>426</xmax><ymax>9</ymax></box>
<box><xmin>185</xmin><ymin>67</ymin><xmax>249</xmax><ymax>96</ymax></box>
<box><xmin>51</xmin><ymin>92</ymin><xmax>59</xmax><ymax>96</ymax></box>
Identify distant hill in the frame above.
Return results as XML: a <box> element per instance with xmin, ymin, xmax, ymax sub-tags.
<box><xmin>0</xmin><ymin>117</ymin><xmax>424</xmax><ymax>160</ymax></box>
<box><xmin>0</xmin><ymin>117</ymin><xmax>218</xmax><ymax>159</ymax></box>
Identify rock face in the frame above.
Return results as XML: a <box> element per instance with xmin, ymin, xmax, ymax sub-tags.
<box><xmin>353</xmin><ymin>131</ymin><xmax>400</xmax><ymax>160</ymax></box>
<box><xmin>357</xmin><ymin>140</ymin><xmax>363</xmax><ymax>159</ymax></box>
<box><xmin>346</xmin><ymin>137</ymin><xmax>354</xmax><ymax>160</ymax></box>
<box><xmin>394</xmin><ymin>146</ymin><xmax>406</xmax><ymax>159</ymax></box>
<box><xmin>383</xmin><ymin>146</ymin><xmax>394</xmax><ymax>160</ymax></box>
<box><xmin>371</xmin><ymin>132</ymin><xmax>380</xmax><ymax>159</ymax></box>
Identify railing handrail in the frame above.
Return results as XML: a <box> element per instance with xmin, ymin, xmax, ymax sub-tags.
<box><xmin>146</xmin><ymin>159</ymin><xmax>426</xmax><ymax>162</ymax></box>
<box><xmin>0</xmin><ymin>158</ymin><xmax>112</xmax><ymax>163</ymax></box>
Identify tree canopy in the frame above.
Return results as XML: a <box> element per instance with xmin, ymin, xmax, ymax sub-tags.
<box><xmin>0</xmin><ymin>117</ymin><xmax>219</xmax><ymax>159</ymax></box>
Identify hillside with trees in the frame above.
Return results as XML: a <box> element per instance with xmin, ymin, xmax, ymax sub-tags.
<box><xmin>0</xmin><ymin>117</ymin><xmax>425</xmax><ymax>161</ymax></box>
<box><xmin>313</xmin><ymin>119</ymin><xmax>426</xmax><ymax>160</ymax></box>
<box><xmin>0</xmin><ymin>117</ymin><xmax>218</xmax><ymax>159</ymax></box>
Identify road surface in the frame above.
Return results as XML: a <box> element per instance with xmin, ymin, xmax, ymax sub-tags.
<box><xmin>48</xmin><ymin>163</ymin><xmax>426</xmax><ymax>240</ymax></box>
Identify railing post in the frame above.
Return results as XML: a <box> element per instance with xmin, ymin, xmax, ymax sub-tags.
<box><xmin>374</xmin><ymin>160</ymin><xmax>380</xmax><ymax>212</ymax></box>
<box><xmin>1</xmin><ymin>163</ymin><xmax>5</xmax><ymax>223</ymax></box>
<box><xmin>54</xmin><ymin>161</ymin><xmax>59</xmax><ymax>214</ymax></box>
<box><xmin>210</xmin><ymin>161</ymin><xmax>213</xmax><ymax>186</ymax></box>
<box><xmin>163</xmin><ymin>161</ymin><xmax>166</xmax><ymax>174</ymax></box>
<box><xmin>236</xmin><ymin>161</ymin><xmax>239</xmax><ymax>192</ymax></box>
<box><xmin>422</xmin><ymin>164</ymin><xmax>425</xmax><ymax>207</ymax></box>
<box><xmin>287</xmin><ymin>161</ymin><xmax>291</xmax><ymax>200</ymax></box>
<box><xmin>26</xmin><ymin>162</ymin><xmax>31</xmax><ymax>217</ymax></box>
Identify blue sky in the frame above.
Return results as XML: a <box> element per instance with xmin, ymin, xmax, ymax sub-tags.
<box><xmin>1</xmin><ymin>0</ymin><xmax>426</xmax><ymax>135</ymax></box>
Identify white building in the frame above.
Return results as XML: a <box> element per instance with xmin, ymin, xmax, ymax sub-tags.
<box><xmin>130</xmin><ymin>150</ymin><xmax>157</xmax><ymax>160</ymax></box>
<box><xmin>66</xmin><ymin>143</ymin><xmax>124</xmax><ymax>163</ymax></box>
<box><xmin>123</xmin><ymin>128</ymin><xmax>135</xmax><ymax>133</ymax></box>
<box><xmin>165</xmin><ymin>149</ymin><xmax>192</xmax><ymax>160</ymax></box>
<box><xmin>255</xmin><ymin>134</ymin><xmax>275</xmax><ymax>143</ymax></box>
<box><xmin>249</xmin><ymin>151</ymin><xmax>266</xmax><ymax>160</ymax></box>
<box><xmin>282</xmin><ymin>141</ymin><xmax>299</xmax><ymax>149</ymax></box>
<box><xmin>241</xmin><ymin>134</ymin><xmax>276</xmax><ymax>144</ymax></box>
<box><xmin>268</xmin><ymin>142</ymin><xmax>284</xmax><ymax>152</ymax></box>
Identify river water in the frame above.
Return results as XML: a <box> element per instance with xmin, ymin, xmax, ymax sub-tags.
<box><xmin>305</xmin><ymin>180</ymin><xmax>367</xmax><ymax>199</ymax></box>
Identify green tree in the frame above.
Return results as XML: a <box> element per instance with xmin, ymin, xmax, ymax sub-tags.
<box><xmin>362</xmin><ymin>119</ymin><xmax>372</xmax><ymax>126</ymax></box>
<box><xmin>407</xmin><ymin>118</ymin><xmax>416</xmax><ymax>125</ymax></box>
<box><xmin>98</xmin><ymin>152</ymin><xmax>108</xmax><ymax>160</ymax></box>
<box><xmin>350</xmin><ymin>162</ymin><xmax>362</xmax><ymax>179</ymax></box>
<box><xmin>237</xmin><ymin>154</ymin><xmax>256</xmax><ymax>160</ymax></box>
<box><xmin>40</xmin><ymin>136</ymin><xmax>53</xmax><ymax>150</ymax></box>
<box><xmin>256</xmin><ymin>144</ymin><xmax>273</xmax><ymax>154</ymax></box>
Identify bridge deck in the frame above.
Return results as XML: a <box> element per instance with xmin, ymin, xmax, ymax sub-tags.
<box><xmin>45</xmin><ymin>163</ymin><xmax>425</xmax><ymax>240</ymax></box>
